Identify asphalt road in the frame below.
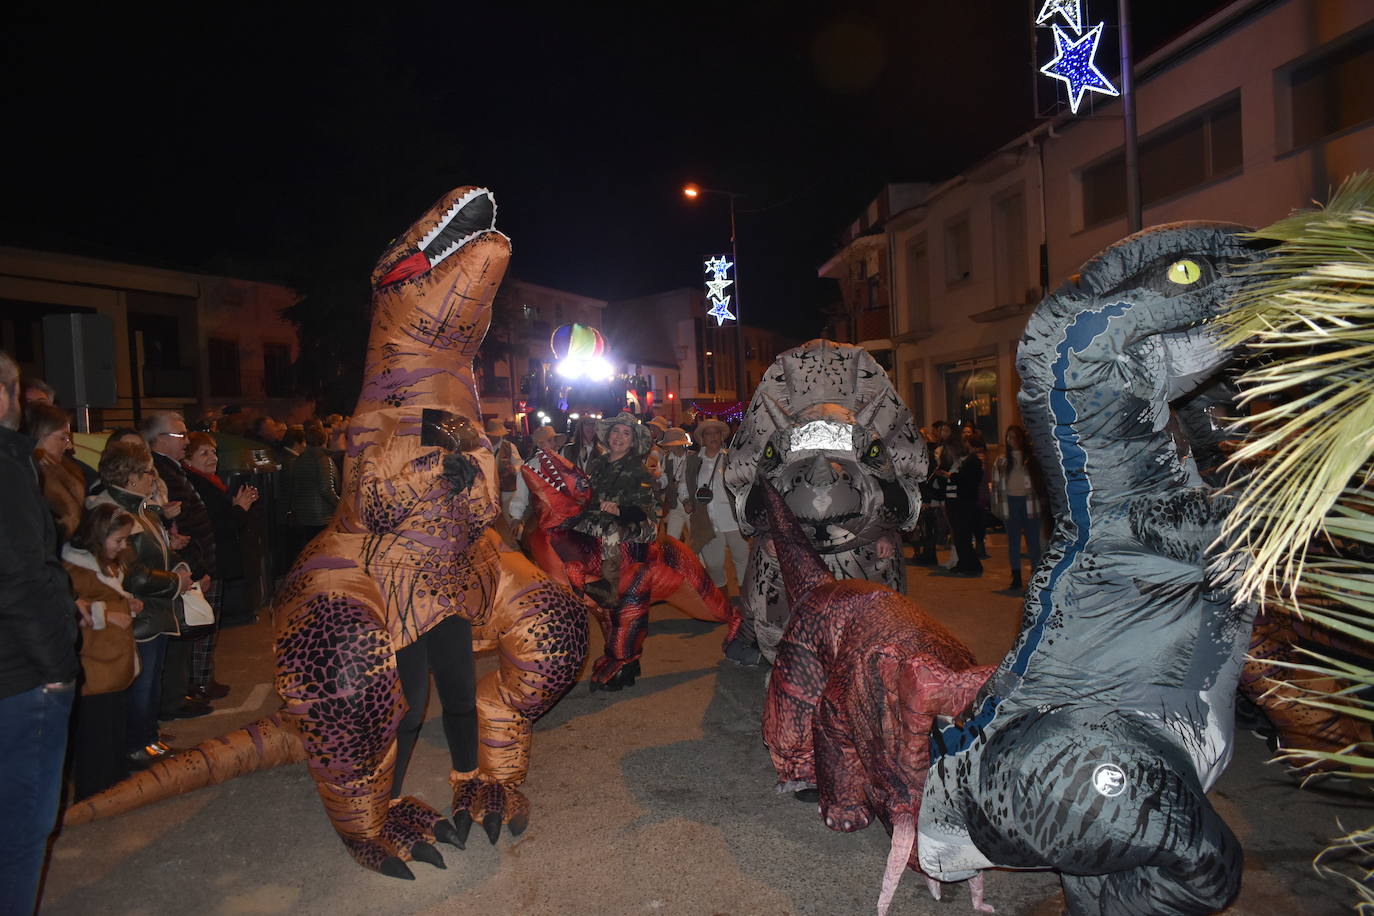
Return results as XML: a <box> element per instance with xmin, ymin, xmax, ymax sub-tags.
<box><xmin>40</xmin><ymin>537</ymin><xmax>1368</xmax><ymax>915</ymax></box>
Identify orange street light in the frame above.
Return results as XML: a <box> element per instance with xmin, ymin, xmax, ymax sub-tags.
<box><xmin>682</xmin><ymin>183</ymin><xmax>701</xmax><ymax>199</ymax></box>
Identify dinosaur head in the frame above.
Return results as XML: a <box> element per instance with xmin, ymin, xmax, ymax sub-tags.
<box><xmin>355</xmin><ymin>186</ymin><xmax>512</xmax><ymax>416</ymax></box>
<box><xmin>727</xmin><ymin>340</ymin><xmax>926</xmax><ymax>551</ymax></box>
<box><xmin>521</xmin><ymin>446</ymin><xmax>593</xmax><ymax>526</ymax></box>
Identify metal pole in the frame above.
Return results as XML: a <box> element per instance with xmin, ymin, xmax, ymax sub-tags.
<box><xmin>1118</xmin><ymin>0</ymin><xmax>1142</xmax><ymax>233</ymax></box>
<box><xmin>728</xmin><ymin>194</ymin><xmax>747</xmax><ymax>402</ymax></box>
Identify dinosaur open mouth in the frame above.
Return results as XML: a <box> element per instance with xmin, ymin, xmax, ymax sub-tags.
<box><xmin>803</xmin><ymin>511</ymin><xmax>862</xmax><ymax>545</ymax></box>
<box><xmin>531</xmin><ymin>450</ymin><xmax>569</xmax><ymax>494</ymax></box>
<box><xmin>418</xmin><ymin>188</ymin><xmax>497</xmax><ymax>267</ymax></box>
<box><xmin>375</xmin><ymin>188</ymin><xmax>500</xmax><ymax>288</ymax></box>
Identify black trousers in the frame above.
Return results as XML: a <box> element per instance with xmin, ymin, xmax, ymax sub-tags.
<box><xmin>947</xmin><ymin>503</ymin><xmax>983</xmax><ymax>574</ymax></box>
<box><xmin>71</xmin><ymin>689</ymin><xmax>129</xmax><ymax>799</ymax></box>
<box><xmin>392</xmin><ymin>614</ymin><xmax>478</xmax><ymax>797</ymax></box>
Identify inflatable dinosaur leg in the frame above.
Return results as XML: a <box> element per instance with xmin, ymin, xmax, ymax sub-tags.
<box><xmin>813</xmin><ymin>689</ymin><xmax>873</xmax><ymax>832</ymax></box>
<box><xmin>62</xmin><ymin>714</ymin><xmax>306</xmax><ymax>826</ymax></box>
<box><xmin>277</xmin><ymin>587</ymin><xmax>455</xmax><ymax>878</ymax></box>
<box><xmin>457</xmin><ymin>546</ymin><xmax>587</xmax><ymax>844</ymax></box>
<box><xmin>657</xmin><ymin>536</ymin><xmax>740</xmax><ymax>641</ymax></box>
<box><xmin>590</xmin><ymin>560</ymin><xmax>653</xmax><ymax>688</ymax></box>
<box><xmin>969</xmin><ymin>709</ymin><xmax>1241</xmax><ymax>916</ymax></box>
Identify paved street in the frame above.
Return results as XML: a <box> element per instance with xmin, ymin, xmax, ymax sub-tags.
<box><xmin>42</xmin><ymin>537</ymin><xmax>1367</xmax><ymax>915</ymax></box>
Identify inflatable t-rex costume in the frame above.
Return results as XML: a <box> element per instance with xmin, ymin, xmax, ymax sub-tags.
<box><xmin>725</xmin><ymin>340</ymin><xmax>925</xmax><ymax>661</ymax></box>
<box><xmin>65</xmin><ymin>188</ymin><xmax>588</xmax><ymax>879</ymax></box>
<box><xmin>759</xmin><ymin>481</ymin><xmax>994</xmax><ymax>914</ymax></box>
<box><xmin>521</xmin><ymin>446</ymin><xmax>740</xmax><ymax>687</ymax></box>
<box><xmin>919</xmin><ymin>223</ymin><xmax>1265</xmax><ymax>915</ymax></box>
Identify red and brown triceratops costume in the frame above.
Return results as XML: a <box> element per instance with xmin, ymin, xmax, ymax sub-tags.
<box><xmin>759</xmin><ymin>481</ymin><xmax>995</xmax><ymax>914</ymax></box>
<box><xmin>520</xmin><ymin>446</ymin><xmax>740</xmax><ymax>689</ymax></box>
<box><xmin>65</xmin><ymin>187</ymin><xmax>588</xmax><ymax>879</ymax></box>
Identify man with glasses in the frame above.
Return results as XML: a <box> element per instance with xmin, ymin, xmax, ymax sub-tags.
<box><xmin>0</xmin><ymin>351</ymin><xmax>82</xmax><ymax>913</ymax></box>
<box><xmin>141</xmin><ymin>411</ymin><xmax>218</xmax><ymax>719</ymax></box>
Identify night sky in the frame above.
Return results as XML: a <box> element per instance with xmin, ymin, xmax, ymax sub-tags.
<box><xmin>3</xmin><ymin>0</ymin><xmax>1232</xmax><ymax>342</ymax></box>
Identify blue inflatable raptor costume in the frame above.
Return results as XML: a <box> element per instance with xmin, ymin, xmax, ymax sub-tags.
<box><xmin>919</xmin><ymin>223</ymin><xmax>1265</xmax><ymax>915</ymax></box>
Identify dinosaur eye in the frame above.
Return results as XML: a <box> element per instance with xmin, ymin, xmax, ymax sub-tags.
<box><xmin>867</xmin><ymin>442</ymin><xmax>882</xmax><ymax>459</ymax></box>
<box><xmin>763</xmin><ymin>443</ymin><xmax>775</xmax><ymax>460</ymax></box>
<box><xmin>1167</xmin><ymin>259</ymin><xmax>1202</xmax><ymax>285</ymax></box>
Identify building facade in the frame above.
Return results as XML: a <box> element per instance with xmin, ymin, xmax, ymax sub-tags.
<box><xmin>828</xmin><ymin>0</ymin><xmax>1374</xmax><ymax>445</ymax></box>
<box><xmin>0</xmin><ymin>246</ymin><xmax>302</xmax><ymax>427</ymax></box>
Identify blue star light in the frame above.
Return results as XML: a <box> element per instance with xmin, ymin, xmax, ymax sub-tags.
<box><xmin>704</xmin><ymin>255</ymin><xmax>734</xmax><ymax>281</ymax></box>
<box><xmin>1035</xmin><ymin>0</ymin><xmax>1081</xmax><ymax>32</ymax></box>
<box><xmin>1040</xmin><ymin>23</ymin><xmax>1118</xmax><ymax>114</ymax></box>
<box><xmin>707</xmin><ymin>296</ymin><xmax>735</xmax><ymax>326</ymax></box>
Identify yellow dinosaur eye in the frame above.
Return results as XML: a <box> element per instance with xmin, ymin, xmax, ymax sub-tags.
<box><xmin>1167</xmin><ymin>259</ymin><xmax>1202</xmax><ymax>285</ymax></box>
<box><xmin>868</xmin><ymin>443</ymin><xmax>881</xmax><ymax>458</ymax></box>
<box><xmin>763</xmin><ymin>444</ymin><xmax>775</xmax><ymax>459</ymax></box>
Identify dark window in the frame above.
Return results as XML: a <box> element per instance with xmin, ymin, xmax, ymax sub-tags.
<box><xmin>944</xmin><ymin>215</ymin><xmax>972</xmax><ymax>285</ymax></box>
<box><xmin>263</xmin><ymin>342</ymin><xmax>293</xmax><ymax>397</ymax></box>
<box><xmin>866</xmin><ymin>274</ymin><xmax>882</xmax><ymax>311</ymax></box>
<box><xmin>207</xmin><ymin>338</ymin><xmax>241</xmax><ymax>397</ymax></box>
<box><xmin>1288</xmin><ymin>29</ymin><xmax>1374</xmax><ymax>149</ymax></box>
<box><xmin>1081</xmin><ymin>94</ymin><xmax>1243</xmax><ymax>227</ymax></box>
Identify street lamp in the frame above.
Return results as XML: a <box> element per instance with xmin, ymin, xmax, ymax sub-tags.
<box><xmin>683</xmin><ymin>183</ymin><xmax>748</xmax><ymax>401</ymax></box>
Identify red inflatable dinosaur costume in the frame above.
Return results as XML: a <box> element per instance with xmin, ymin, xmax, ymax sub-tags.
<box><xmin>521</xmin><ymin>446</ymin><xmax>740</xmax><ymax>688</ymax></box>
<box><xmin>64</xmin><ymin>188</ymin><xmax>589</xmax><ymax>880</ymax></box>
<box><xmin>759</xmin><ymin>481</ymin><xmax>994</xmax><ymax>914</ymax></box>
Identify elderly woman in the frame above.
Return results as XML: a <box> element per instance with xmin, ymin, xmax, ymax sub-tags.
<box><xmin>25</xmin><ymin>402</ymin><xmax>85</xmax><ymax>540</ymax></box>
<box><xmin>183</xmin><ymin>431</ymin><xmax>260</xmax><ymax>699</ymax></box>
<box><xmin>89</xmin><ymin>440</ymin><xmax>194</xmax><ymax>767</ymax></box>
<box><xmin>571</xmin><ymin>413</ymin><xmax>656</xmax><ymax>606</ymax></box>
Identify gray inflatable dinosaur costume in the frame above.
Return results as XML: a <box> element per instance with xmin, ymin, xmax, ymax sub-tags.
<box><xmin>919</xmin><ymin>223</ymin><xmax>1265</xmax><ymax>915</ymax></box>
<box><xmin>725</xmin><ymin>340</ymin><xmax>925</xmax><ymax>661</ymax></box>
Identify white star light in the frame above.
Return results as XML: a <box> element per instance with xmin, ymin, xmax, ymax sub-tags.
<box><xmin>1035</xmin><ymin>0</ymin><xmax>1081</xmax><ymax>32</ymax></box>
<box><xmin>706</xmin><ymin>278</ymin><xmax>734</xmax><ymax>302</ymax></box>
<box><xmin>1040</xmin><ymin>22</ymin><xmax>1119</xmax><ymax>114</ymax></box>
<box><xmin>707</xmin><ymin>296</ymin><xmax>735</xmax><ymax>326</ymax></box>
<box><xmin>704</xmin><ymin>255</ymin><xmax>734</xmax><ymax>280</ymax></box>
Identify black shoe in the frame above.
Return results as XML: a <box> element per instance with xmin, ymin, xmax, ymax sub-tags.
<box><xmin>952</xmin><ymin>565</ymin><xmax>983</xmax><ymax>577</ymax></box>
<box><xmin>793</xmin><ymin>786</ymin><xmax>820</xmax><ymax>803</ymax></box>
<box><xmin>160</xmin><ymin>698</ymin><xmax>213</xmax><ymax>720</ymax></box>
<box><xmin>1009</xmin><ymin>574</ymin><xmax>1022</xmax><ymax>590</ymax></box>
<box><xmin>189</xmin><ymin>682</ymin><xmax>230</xmax><ymax>702</ymax></box>
<box><xmin>723</xmin><ymin>636</ymin><xmax>762</xmax><ymax>666</ymax></box>
<box><xmin>911</xmin><ymin>551</ymin><xmax>938</xmax><ymax>565</ymax></box>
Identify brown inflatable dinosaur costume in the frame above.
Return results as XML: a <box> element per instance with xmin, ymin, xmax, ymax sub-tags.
<box><xmin>65</xmin><ymin>187</ymin><xmax>589</xmax><ymax>879</ymax></box>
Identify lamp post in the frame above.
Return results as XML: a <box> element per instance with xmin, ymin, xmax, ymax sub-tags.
<box><xmin>683</xmin><ymin>183</ymin><xmax>749</xmax><ymax>402</ymax></box>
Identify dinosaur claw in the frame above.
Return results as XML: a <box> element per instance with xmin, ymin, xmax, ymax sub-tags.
<box><xmin>432</xmin><ymin>818</ymin><xmax>463</xmax><ymax>849</ymax></box>
<box><xmin>410</xmin><ymin>841</ymin><xmax>445</xmax><ymax>869</ymax></box>
<box><xmin>454</xmin><ymin>811</ymin><xmax>474</xmax><ymax>846</ymax></box>
<box><xmin>379</xmin><ymin>856</ymin><xmax>415</xmax><ymax>880</ymax></box>
<box><xmin>483</xmin><ymin>812</ymin><xmax>502</xmax><ymax>844</ymax></box>
<box><xmin>507</xmin><ymin>811</ymin><xmax>529</xmax><ymax>836</ymax></box>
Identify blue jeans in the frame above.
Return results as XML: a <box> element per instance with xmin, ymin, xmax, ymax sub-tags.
<box><xmin>1005</xmin><ymin>495</ymin><xmax>1041</xmax><ymax>572</ymax></box>
<box><xmin>126</xmin><ymin>635</ymin><xmax>168</xmax><ymax>752</ymax></box>
<box><xmin>0</xmin><ymin>682</ymin><xmax>75</xmax><ymax>916</ymax></box>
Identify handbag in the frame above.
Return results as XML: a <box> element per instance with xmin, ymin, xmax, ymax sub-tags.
<box><xmin>178</xmin><ymin>582</ymin><xmax>215</xmax><ymax>627</ymax></box>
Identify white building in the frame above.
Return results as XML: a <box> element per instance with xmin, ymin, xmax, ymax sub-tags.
<box><xmin>837</xmin><ymin>0</ymin><xmax>1374</xmax><ymax>443</ymax></box>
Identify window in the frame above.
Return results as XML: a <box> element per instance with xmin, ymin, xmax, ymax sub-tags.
<box><xmin>942</xmin><ymin>358</ymin><xmax>999</xmax><ymax>444</ymax></box>
<box><xmin>207</xmin><ymin>338</ymin><xmax>241</xmax><ymax>397</ymax></box>
<box><xmin>263</xmin><ymin>342</ymin><xmax>293</xmax><ymax>398</ymax></box>
<box><xmin>909</xmin><ymin>381</ymin><xmax>925</xmax><ymax>429</ymax></box>
<box><xmin>944</xmin><ymin>215</ymin><xmax>971</xmax><ymax>286</ymax></box>
<box><xmin>1081</xmin><ymin>94</ymin><xmax>1243</xmax><ymax>227</ymax></box>
<box><xmin>1286</xmin><ymin>29</ymin><xmax>1374</xmax><ymax>149</ymax></box>
<box><xmin>904</xmin><ymin>238</ymin><xmax>930</xmax><ymax>333</ymax></box>
<box><xmin>992</xmin><ymin>190</ymin><xmax>1028</xmax><ymax>306</ymax></box>
<box><xmin>866</xmin><ymin>274</ymin><xmax>882</xmax><ymax>311</ymax></box>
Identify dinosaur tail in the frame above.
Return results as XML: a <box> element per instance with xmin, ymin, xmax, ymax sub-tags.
<box><xmin>758</xmin><ymin>480</ymin><xmax>834</xmax><ymax>607</ymax></box>
<box><xmin>63</xmin><ymin>714</ymin><xmax>306</xmax><ymax>826</ymax></box>
<box><xmin>877</xmin><ymin>813</ymin><xmax>916</xmax><ymax>916</ymax></box>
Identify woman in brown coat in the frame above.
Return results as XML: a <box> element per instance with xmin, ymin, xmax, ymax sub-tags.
<box><xmin>26</xmin><ymin>402</ymin><xmax>85</xmax><ymax>541</ymax></box>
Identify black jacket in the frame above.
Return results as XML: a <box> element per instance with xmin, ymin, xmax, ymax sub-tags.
<box><xmin>154</xmin><ymin>451</ymin><xmax>216</xmax><ymax>580</ymax></box>
<box><xmin>97</xmin><ymin>486</ymin><xmax>184</xmax><ymax>640</ymax></box>
<box><xmin>185</xmin><ymin>468</ymin><xmax>247</xmax><ymax>580</ymax></box>
<box><xmin>286</xmin><ymin>445</ymin><xmax>339</xmax><ymax>527</ymax></box>
<box><xmin>0</xmin><ymin>426</ymin><xmax>79</xmax><ymax>699</ymax></box>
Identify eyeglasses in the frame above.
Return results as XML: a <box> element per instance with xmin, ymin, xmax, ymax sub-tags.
<box><xmin>160</xmin><ymin>431</ymin><xmax>186</xmax><ymax>439</ymax></box>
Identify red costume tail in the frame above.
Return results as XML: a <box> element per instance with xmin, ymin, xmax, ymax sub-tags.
<box><xmin>758</xmin><ymin>480</ymin><xmax>834</xmax><ymax>607</ymax></box>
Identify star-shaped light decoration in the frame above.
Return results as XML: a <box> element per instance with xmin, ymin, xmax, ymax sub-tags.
<box><xmin>1040</xmin><ymin>23</ymin><xmax>1118</xmax><ymax>114</ymax></box>
<box><xmin>1034</xmin><ymin>0</ymin><xmax>1081</xmax><ymax>32</ymax></box>
<box><xmin>707</xmin><ymin>296</ymin><xmax>735</xmax><ymax>326</ymax></box>
<box><xmin>706</xmin><ymin>277</ymin><xmax>734</xmax><ymax>302</ymax></box>
<box><xmin>704</xmin><ymin>255</ymin><xmax>734</xmax><ymax>281</ymax></box>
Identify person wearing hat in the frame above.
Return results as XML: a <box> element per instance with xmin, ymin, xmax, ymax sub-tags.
<box><xmin>644</xmin><ymin>415</ymin><xmax>672</xmax><ymax>529</ymax></box>
<box><xmin>570</xmin><ymin>413</ymin><xmax>656</xmax><ymax>606</ymax></box>
<box><xmin>485</xmin><ymin>418</ymin><xmax>520</xmax><ymax>518</ymax></box>
<box><xmin>678</xmin><ymin>417</ymin><xmax>747</xmax><ymax>594</ymax></box>
<box><xmin>506</xmin><ymin>424</ymin><xmax>560</xmax><ymax>540</ymax></box>
<box><xmin>656</xmin><ymin>426</ymin><xmax>692</xmax><ymax>540</ymax></box>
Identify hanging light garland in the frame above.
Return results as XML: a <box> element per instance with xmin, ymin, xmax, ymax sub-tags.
<box><xmin>689</xmin><ymin>399</ymin><xmax>747</xmax><ymax>423</ymax></box>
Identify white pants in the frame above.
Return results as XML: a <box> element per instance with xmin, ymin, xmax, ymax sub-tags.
<box><xmin>663</xmin><ymin>506</ymin><xmax>689</xmax><ymax>541</ymax></box>
<box><xmin>700</xmin><ymin>529</ymin><xmax>749</xmax><ymax>590</ymax></box>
